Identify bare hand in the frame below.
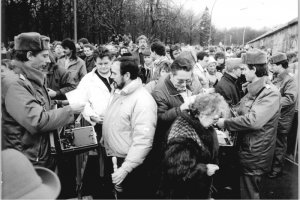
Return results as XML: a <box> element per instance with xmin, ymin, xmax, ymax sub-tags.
<box><xmin>216</xmin><ymin>118</ymin><xmax>225</xmax><ymax>129</ymax></box>
<box><xmin>111</xmin><ymin>167</ymin><xmax>128</xmax><ymax>185</ymax></box>
<box><xmin>69</xmin><ymin>103</ymin><xmax>85</xmax><ymax>114</ymax></box>
<box><xmin>90</xmin><ymin>115</ymin><xmax>104</xmax><ymax>124</ymax></box>
<box><xmin>47</xmin><ymin>88</ymin><xmax>57</xmax><ymax>98</ymax></box>
<box><xmin>203</xmin><ymin>88</ymin><xmax>215</xmax><ymax>94</ymax></box>
<box><xmin>180</xmin><ymin>101</ymin><xmax>190</xmax><ymax>111</ymax></box>
<box><xmin>206</xmin><ymin>164</ymin><xmax>219</xmax><ymax>176</ymax></box>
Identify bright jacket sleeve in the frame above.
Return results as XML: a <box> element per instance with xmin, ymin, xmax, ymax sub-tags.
<box><xmin>121</xmin><ymin>95</ymin><xmax>158</xmax><ymax>173</ymax></box>
<box><xmin>5</xmin><ymin>83</ymin><xmax>74</xmax><ymax>135</ymax></box>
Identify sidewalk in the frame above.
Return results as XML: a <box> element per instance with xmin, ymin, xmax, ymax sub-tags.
<box><xmin>261</xmin><ymin>158</ymin><xmax>298</xmax><ymax>199</ymax></box>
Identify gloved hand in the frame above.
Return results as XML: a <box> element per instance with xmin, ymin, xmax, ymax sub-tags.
<box><xmin>111</xmin><ymin>166</ymin><xmax>128</xmax><ymax>185</ymax></box>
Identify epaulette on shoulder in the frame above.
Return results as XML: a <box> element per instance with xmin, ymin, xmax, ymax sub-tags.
<box><xmin>19</xmin><ymin>74</ymin><xmax>26</xmax><ymax>81</ymax></box>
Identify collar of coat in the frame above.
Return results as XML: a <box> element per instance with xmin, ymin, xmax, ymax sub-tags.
<box><xmin>59</xmin><ymin>56</ymin><xmax>81</xmax><ymax>68</ymax></box>
<box><xmin>11</xmin><ymin>60</ymin><xmax>45</xmax><ymax>87</ymax></box>
<box><xmin>247</xmin><ymin>76</ymin><xmax>270</xmax><ymax>97</ymax></box>
<box><xmin>276</xmin><ymin>69</ymin><xmax>290</xmax><ymax>82</ymax></box>
<box><xmin>164</xmin><ymin>74</ymin><xmax>192</xmax><ymax>96</ymax></box>
<box><xmin>223</xmin><ymin>72</ymin><xmax>238</xmax><ymax>83</ymax></box>
<box><xmin>168</xmin><ymin>111</ymin><xmax>215</xmax><ymax>148</ymax></box>
<box><xmin>85</xmin><ymin>55</ymin><xmax>94</xmax><ymax>62</ymax></box>
<box><xmin>153</xmin><ymin>56</ymin><xmax>169</xmax><ymax>65</ymax></box>
<box><xmin>117</xmin><ymin>78</ymin><xmax>143</xmax><ymax>96</ymax></box>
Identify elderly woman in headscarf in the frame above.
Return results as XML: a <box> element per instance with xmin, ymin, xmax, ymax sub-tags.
<box><xmin>158</xmin><ymin>93</ymin><xmax>229</xmax><ymax>199</ymax></box>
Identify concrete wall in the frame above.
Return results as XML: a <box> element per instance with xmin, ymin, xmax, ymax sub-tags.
<box><xmin>249</xmin><ymin>23</ymin><xmax>298</xmax><ymax>53</ymax></box>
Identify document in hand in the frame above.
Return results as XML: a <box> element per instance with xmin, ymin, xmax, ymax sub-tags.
<box><xmin>215</xmin><ymin>129</ymin><xmax>233</xmax><ymax>146</ymax></box>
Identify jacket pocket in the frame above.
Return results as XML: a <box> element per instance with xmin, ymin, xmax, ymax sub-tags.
<box><xmin>240</xmin><ymin>135</ymin><xmax>252</xmax><ymax>152</ymax></box>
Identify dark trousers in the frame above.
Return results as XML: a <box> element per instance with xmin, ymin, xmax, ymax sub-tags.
<box><xmin>104</xmin><ymin>155</ymin><xmax>150</xmax><ymax>199</ymax></box>
<box><xmin>240</xmin><ymin>174</ymin><xmax>262</xmax><ymax>199</ymax></box>
<box><xmin>271</xmin><ymin>129</ymin><xmax>288</xmax><ymax>173</ymax></box>
<box><xmin>287</xmin><ymin>111</ymin><xmax>298</xmax><ymax>155</ymax></box>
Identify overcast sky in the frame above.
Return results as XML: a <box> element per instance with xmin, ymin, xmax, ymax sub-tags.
<box><xmin>173</xmin><ymin>0</ymin><xmax>298</xmax><ymax>30</ymax></box>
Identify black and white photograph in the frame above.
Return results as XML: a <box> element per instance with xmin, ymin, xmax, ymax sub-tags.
<box><xmin>1</xmin><ymin>0</ymin><xmax>299</xmax><ymax>199</ymax></box>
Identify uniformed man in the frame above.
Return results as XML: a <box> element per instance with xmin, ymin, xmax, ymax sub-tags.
<box><xmin>268</xmin><ymin>52</ymin><xmax>297</xmax><ymax>178</ymax></box>
<box><xmin>1</xmin><ymin>32</ymin><xmax>84</xmax><ymax>170</ymax></box>
<box><xmin>217</xmin><ymin>49</ymin><xmax>281</xmax><ymax>199</ymax></box>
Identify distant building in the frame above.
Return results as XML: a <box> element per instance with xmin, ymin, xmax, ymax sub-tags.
<box><xmin>247</xmin><ymin>18</ymin><xmax>298</xmax><ymax>53</ymax></box>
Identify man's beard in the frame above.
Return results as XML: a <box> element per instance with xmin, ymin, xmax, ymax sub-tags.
<box><xmin>113</xmin><ymin>78</ymin><xmax>126</xmax><ymax>90</ymax></box>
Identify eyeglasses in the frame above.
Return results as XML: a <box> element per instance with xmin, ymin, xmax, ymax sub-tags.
<box><xmin>176</xmin><ymin>79</ymin><xmax>192</xmax><ymax>85</ymax></box>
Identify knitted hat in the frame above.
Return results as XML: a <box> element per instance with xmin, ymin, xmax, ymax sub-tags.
<box><xmin>14</xmin><ymin>32</ymin><xmax>50</xmax><ymax>51</ymax></box>
<box><xmin>241</xmin><ymin>49</ymin><xmax>267</xmax><ymax>64</ymax></box>
<box><xmin>269</xmin><ymin>52</ymin><xmax>287</xmax><ymax>64</ymax></box>
<box><xmin>2</xmin><ymin>149</ymin><xmax>61</xmax><ymax>199</ymax></box>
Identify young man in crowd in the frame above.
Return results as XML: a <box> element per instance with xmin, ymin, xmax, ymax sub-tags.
<box><xmin>44</xmin><ymin>49</ymin><xmax>77</xmax><ymax>100</ymax></box>
<box><xmin>214</xmin><ymin>51</ymin><xmax>226</xmax><ymax>73</ymax></box>
<box><xmin>58</xmin><ymin>38</ymin><xmax>87</xmax><ymax>87</ymax></box>
<box><xmin>83</xmin><ymin>44</ymin><xmax>96</xmax><ymax>73</ymax></box>
<box><xmin>215</xmin><ymin>58</ymin><xmax>244</xmax><ymax>106</ymax></box>
<box><xmin>77</xmin><ymin>37</ymin><xmax>89</xmax><ymax>60</ymax></box>
<box><xmin>66</xmin><ymin>49</ymin><xmax>115</xmax><ymax>198</ymax></box>
<box><xmin>150</xmin><ymin>41</ymin><xmax>170</xmax><ymax>82</ymax></box>
<box><xmin>194</xmin><ymin>51</ymin><xmax>210</xmax><ymax>88</ymax></box>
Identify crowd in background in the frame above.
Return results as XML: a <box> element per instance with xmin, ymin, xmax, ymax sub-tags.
<box><xmin>1</xmin><ymin>32</ymin><xmax>298</xmax><ymax>199</ymax></box>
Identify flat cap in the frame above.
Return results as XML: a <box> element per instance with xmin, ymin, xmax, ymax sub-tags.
<box><xmin>241</xmin><ymin>49</ymin><xmax>267</xmax><ymax>64</ymax></box>
<box><xmin>14</xmin><ymin>32</ymin><xmax>50</xmax><ymax>51</ymax></box>
<box><xmin>171</xmin><ymin>51</ymin><xmax>195</xmax><ymax>71</ymax></box>
<box><xmin>269</xmin><ymin>52</ymin><xmax>287</xmax><ymax>64</ymax></box>
<box><xmin>225</xmin><ymin>58</ymin><xmax>243</xmax><ymax>72</ymax></box>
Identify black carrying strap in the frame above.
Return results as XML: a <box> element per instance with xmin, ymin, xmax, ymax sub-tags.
<box><xmin>249</xmin><ymin>86</ymin><xmax>266</xmax><ymax>109</ymax></box>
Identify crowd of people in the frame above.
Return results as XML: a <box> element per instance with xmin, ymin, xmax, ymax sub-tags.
<box><xmin>1</xmin><ymin>32</ymin><xmax>298</xmax><ymax>199</ymax></box>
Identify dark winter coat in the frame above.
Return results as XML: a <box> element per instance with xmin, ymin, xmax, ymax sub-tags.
<box><xmin>224</xmin><ymin>77</ymin><xmax>281</xmax><ymax>175</ymax></box>
<box><xmin>215</xmin><ymin>72</ymin><xmax>241</xmax><ymax>106</ymax></box>
<box><xmin>57</xmin><ymin>56</ymin><xmax>87</xmax><ymax>87</ymax></box>
<box><xmin>158</xmin><ymin>111</ymin><xmax>219</xmax><ymax>199</ymax></box>
<box><xmin>45</xmin><ymin>54</ymin><xmax>77</xmax><ymax>100</ymax></box>
<box><xmin>2</xmin><ymin>61</ymin><xmax>74</xmax><ymax>169</ymax></box>
<box><xmin>84</xmin><ymin>55</ymin><xmax>95</xmax><ymax>73</ymax></box>
<box><xmin>272</xmin><ymin>70</ymin><xmax>297</xmax><ymax>134</ymax></box>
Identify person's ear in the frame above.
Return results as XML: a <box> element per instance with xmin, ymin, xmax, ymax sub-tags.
<box><xmin>26</xmin><ymin>51</ymin><xmax>34</xmax><ymax>61</ymax></box>
<box><xmin>124</xmin><ymin>72</ymin><xmax>131</xmax><ymax>81</ymax></box>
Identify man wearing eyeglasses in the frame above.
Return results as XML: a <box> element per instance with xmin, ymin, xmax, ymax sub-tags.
<box><xmin>145</xmin><ymin>51</ymin><xmax>201</xmax><ymax>196</ymax></box>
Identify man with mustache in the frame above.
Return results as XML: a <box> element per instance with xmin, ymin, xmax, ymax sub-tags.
<box><xmin>102</xmin><ymin>56</ymin><xmax>157</xmax><ymax>198</ymax></box>
<box><xmin>132</xmin><ymin>35</ymin><xmax>148</xmax><ymax>67</ymax></box>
